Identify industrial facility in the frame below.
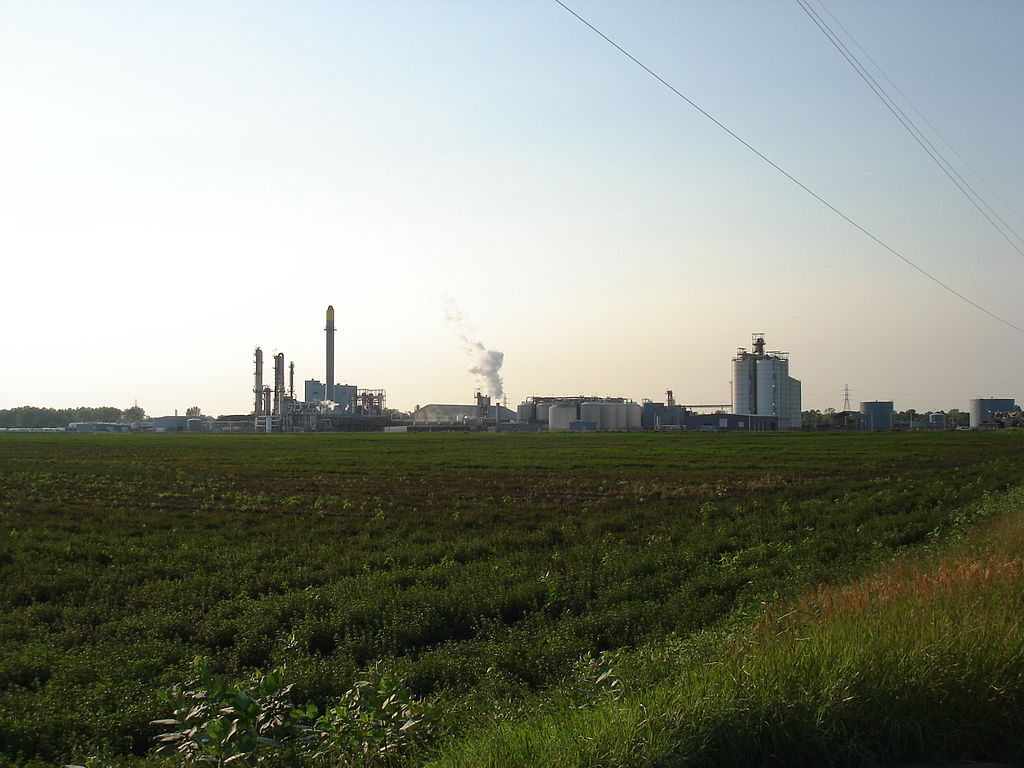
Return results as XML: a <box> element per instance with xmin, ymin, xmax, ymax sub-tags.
<box><xmin>48</xmin><ymin>323</ymin><xmax>1021</xmax><ymax>435</ymax></box>
<box><xmin>731</xmin><ymin>334</ymin><xmax>802</xmax><ymax>430</ymax></box>
<box><xmin>969</xmin><ymin>398</ymin><xmax>1019</xmax><ymax>429</ymax></box>
<box><xmin>251</xmin><ymin>305</ymin><xmax>389</xmax><ymax>432</ymax></box>
<box><xmin>244</xmin><ymin>326</ymin><xmax>812</xmax><ymax>433</ymax></box>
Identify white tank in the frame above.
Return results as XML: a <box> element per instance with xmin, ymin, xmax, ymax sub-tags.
<box><xmin>757</xmin><ymin>360</ymin><xmax>786</xmax><ymax>417</ymax></box>
<box><xmin>580</xmin><ymin>402</ymin><xmax>603</xmax><ymax>429</ymax></box>
<box><xmin>732</xmin><ymin>357</ymin><xmax>755</xmax><ymax>415</ymax></box>
<box><xmin>616</xmin><ymin>402</ymin><xmax>629</xmax><ymax>430</ymax></box>
<box><xmin>517</xmin><ymin>402</ymin><xmax>536</xmax><ymax>422</ymax></box>
<box><xmin>599</xmin><ymin>402</ymin><xmax>617</xmax><ymax>430</ymax></box>
<box><xmin>548</xmin><ymin>403</ymin><xmax>576</xmax><ymax>431</ymax></box>
<box><xmin>536</xmin><ymin>402</ymin><xmax>552</xmax><ymax>425</ymax></box>
<box><xmin>626</xmin><ymin>402</ymin><xmax>642</xmax><ymax>430</ymax></box>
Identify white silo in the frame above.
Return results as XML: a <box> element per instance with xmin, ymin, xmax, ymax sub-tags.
<box><xmin>580</xmin><ymin>402</ymin><xmax>604</xmax><ymax>429</ymax></box>
<box><xmin>755</xmin><ymin>357</ymin><xmax>787</xmax><ymax>420</ymax></box>
<box><xmin>600</xmin><ymin>402</ymin><xmax>619</xmax><ymax>431</ymax></box>
<box><xmin>614</xmin><ymin>402</ymin><xmax>628</xmax><ymax>430</ymax></box>
<box><xmin>731</xmin><ymin>334</ymin><xmax>800</xmax><ymax>430</ymax></box>
<box><xmin>517</xmin><ymin>401</ymin><xmax>536</xmax><ymax>423</ymax></box>
<box><xmin>548</xmin><ymin>403</ymin><xmax>576</xmax><ymax>431</ymax></box>
<box><xmin>626</xmin><ymin>402</ymin><xmax>642</xmax><ymax>430</ymax></box>
<box><xmin>536</xmin><ymin>401</ymin><xmax>552</xmax><ymax>425</ymax></box>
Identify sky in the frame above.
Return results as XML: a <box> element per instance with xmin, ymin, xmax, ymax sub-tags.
<box><xmin>2</xmin><ymin>1</ymin><xmax>1022</xmax><ymax>416</ymax></box>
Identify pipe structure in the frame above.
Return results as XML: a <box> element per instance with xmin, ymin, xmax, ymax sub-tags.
<box><xmin>289</xmin><ymin>362</ymin><xmax>295</xmax><ymax>399</ymax></box>
<box><xmin>325</xmin><ymin>305</ymin><xmax>336</xmax><ymax>402</ymax></box>
<box><xmin>254</xmin><ymin>347</ymin><xmax>264</xmax><ymax>415</ymax></box>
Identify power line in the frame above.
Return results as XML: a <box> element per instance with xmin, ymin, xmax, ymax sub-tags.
<box><xmin>550</xmin><ymin>0</ymin><xmax>1024</xmax><ymax>335</ymax></box>
<box><xmin>795</xmin><ymin>0</ymin><xmax>1024</xmax><ymax>255</ymax></box>
<box><xmin>810</xmin><ymin>0</ymin><xmax>1024</xmax><ymax>235</ymax></box>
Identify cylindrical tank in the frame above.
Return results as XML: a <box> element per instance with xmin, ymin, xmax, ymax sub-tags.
<box><xmin>580</xmin><ymin>402</ymin><xmax>603</xmax><ymax>429</ymax></box>
<box><xmin>969</xmin><ymin>398</ymin><xmax>1014</xmax><ymax>428</ymax></box>
<box><xmin>536</xmin><ymin>402</ymin><xmax>552</xmax><ymax>425</ymax></box>
<box><xmin>548</xmin><ymin>403</ymin><xmax>576</xmax><ymax>431</ymax></box>
<box><xmin>614</xmin><ymin>402</ymin><xmax>628</xmax><ymax>429</ymax></box>
<box><xmin>732</xmin><ymin>357</ymin><xmax>755</xmax><ymax>414</ymax></box>
<box><xmin>929</xmin><ymin>412</ymin><xmax>946</xmax><ymax>430</ymax></box>
<box><xmin>755</xmin><ymin>358</ymin><xmax>785</xmax><ymax>417</ymax></box>
<box><xmin>517</xmin><ymin>402</ymin><xmax>536</xmax><ymax>423</ymax></box>
<box><xmin>626</xmin><ymin>402</ymin><xmax>642</xmax><ymax>430</ymax></box>
<box><xmin>859</xmin><ymin>401</ymin><xmax>893</xmax><ymax>430</ymax></box>
<box><xmin>600</xmin><ymin>402</ymin><xmax>619</xmax><ymax>430</ymax></box>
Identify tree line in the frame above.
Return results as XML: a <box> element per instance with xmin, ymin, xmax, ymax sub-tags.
<box><xmin>0</xmin><ymin>405</ymin><xmax>146</xmax><ymax>429</ymax></box>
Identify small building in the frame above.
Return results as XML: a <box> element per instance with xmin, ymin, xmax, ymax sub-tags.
<box><xmin>68</xmin><ymin>422</ymin><xmax>132</xmax><ymax>433</ymax></box>
<box><xmin>149</xmin><ymin>416</ymin><xmax>189</xmax><ymax>432</ymax></box>
<box><xmin>685</xmin><ymin>413</ymin><xmax>779</xmax><ymax>432</ymax></box>
<box><xmin>642</xmin><ymin>402</ymin><xmax>688</xmax><ymax>429</ymax></box>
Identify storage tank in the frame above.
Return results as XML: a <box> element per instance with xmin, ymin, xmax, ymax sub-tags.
<box><xmin>548</xmin><ymin>403</ymin><xmax>576</xmax><ymax>431</ymax></box>
<box><xmin>860</xmin><ymin>401</ymin><xmax>894</xmax><ymax>430</ymax></box>
<box><xmin>580</xmin><ymin>402</ymin><xmax>604</xmax><ymax>429</ymax></box>
<box><xmin>614</xmin><ymin>402</ymin><xmax>628</xmax><ymax>430</ymax></box>
<box><xmin>929</xmin><ymin>412</ymin><xmax>946</xmax><ymax>430</ymax></box>
<box><xmin>732</xmin><ymin>356</ymin><xmax>755</xmax><ymax>414</ymax></box>
<box><xmin>599</xmin><ymin>402</ymin><xmax>619</xmax><ymax>430</ymax></box>
<box><xmin>969</xmin><ymin>398</ymin><xmax>1015</xmax><ymax>428</ymax></box>
<box><xmin>536</xmin><ymin>402</ymin><xmax>552</xmax><ymax>425</ymax></box>
<box><xmin>517</xmin><ymin>401</ymin><xmax>536</xmax><ymax>423</ymax></box>
<box><xmin>626</xmin><ymin>402</ymin><xmax>642</xmax><ymax>430</ymax></box>
<box><xmin>755</xmin><ymin>357</ymin><xmax>788</xmax><ymax>418</ymax></box>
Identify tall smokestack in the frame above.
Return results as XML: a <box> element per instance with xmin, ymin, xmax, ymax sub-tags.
<box><xmin>325</xmin><ymin>305</ymin><xmax>335</xmax><ymax>402</ymax></box>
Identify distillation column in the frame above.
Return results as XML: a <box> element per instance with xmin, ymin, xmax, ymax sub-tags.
<box><xmin>273</xmin><ymin>353</ymin><xmax>285</xmax><ymax>416</ymax></box>
<box><xmin>254</xmin><ymin>347</ymin><xmax>264</xmax><ymax>415</ymax></box>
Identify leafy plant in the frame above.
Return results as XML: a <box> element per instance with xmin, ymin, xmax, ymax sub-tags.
<box><xmin>304</xmin><ymin>662</ymin><xmax>432</xmax><ymax>766</ymax></box>
<box><xmin>571</xmin><ymin>651</ymin><xmax>623</xmax><ymax>708</ymax></box>
<box><xmin>151</xmin><ymin>657</ymin><xmax>312</xmax><ymax>767</ymax></box>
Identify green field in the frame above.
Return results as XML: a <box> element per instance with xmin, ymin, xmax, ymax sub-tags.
<box><xmin>1</xmin><ymin>431</ymin><xmax>1022</xmax><ymax>766</ymax></box>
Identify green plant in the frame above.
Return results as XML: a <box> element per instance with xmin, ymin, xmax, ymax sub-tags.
<box><xmin>304</xmin><ymin>662</ymin><xmax>432</xmax><ymax>766</ymax></box>
<box><xmin>151</xmin><ymin>658</ymin><xmax>312</xmax><ymax>766</ymax></box>
<box><xmin>571</xmin><ymin>651</ymin><xmax>622</xmax><ymax>708</ymax></box>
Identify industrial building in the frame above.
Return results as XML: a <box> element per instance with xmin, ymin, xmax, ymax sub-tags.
<box><xmin>515</xmin><ymin>396</ymin><xmax>642</xmax><ymax>431</ymax></box>
<box><xmin>969</xmin><ymin>398</ymin><xmax>1017</xmax><ymax>429</ymax></box>
<box><xmin>641</xmin><ymin>391</ymin><xmax>779</xmax><ymax>431</ymax></box>
<box><xmin>251</xmin><ymin>305</ymin><xmax>389</xmax><ymax>432</ymax></box>
<box><xmin>411</xmin><ymin>393</ymin><xmax>516</xmax><ymax>429</ymax></box>
<box><xmin>731</xmin><ymin>334</ymin><xmax>802</xmax><ymax>430</ymax></box>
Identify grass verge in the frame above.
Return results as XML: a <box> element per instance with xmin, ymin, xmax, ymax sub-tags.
<box><xmin>429</xmin><ymin>486</ymin><xmax>1024</xmax><ymax>768</ymax></box>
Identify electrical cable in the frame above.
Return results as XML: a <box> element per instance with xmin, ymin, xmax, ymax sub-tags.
<box><xmin>550</xmin><ymin>0</ymin><xmax>1024</xmax><ymax>335</ymax></box>
<box><xmin>796</xmin><ymin>0</ymin><xmax>1024</xmax><ymax>254</ymax></box>
<box><xmin>811</xmin><ymin>0</ymin><xmax>1024</xmax><ymax>234</ymax></box>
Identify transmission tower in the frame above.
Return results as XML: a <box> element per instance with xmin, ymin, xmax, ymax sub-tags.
<box><xmin>843</xmin><ymin>384</ymin><xmax>851</xmax><ymax>412</ymax></box>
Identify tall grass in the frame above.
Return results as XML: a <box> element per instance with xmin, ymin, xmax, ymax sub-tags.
<box><xmin>430</xmin><ymin>486</ymin><xmax>1024</xmax><ymax>767</ymax></box>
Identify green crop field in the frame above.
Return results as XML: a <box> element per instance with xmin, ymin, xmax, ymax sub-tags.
<box><xmin>1</xmin><ymin>431</ymin><xmax>1022</xmax><ymax>767</ymax></box>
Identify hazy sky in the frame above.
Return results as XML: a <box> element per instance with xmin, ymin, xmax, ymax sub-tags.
<box><xmin>2</xmin><ymin>1</ymin><xmax>1021</xmax><ymax>416</ymax></box>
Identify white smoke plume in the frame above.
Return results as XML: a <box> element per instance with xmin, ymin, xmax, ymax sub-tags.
<box><xmin>443</xmin><ymin>296</ymin><xmax>504</xmax><ymax>399</ymax></box>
